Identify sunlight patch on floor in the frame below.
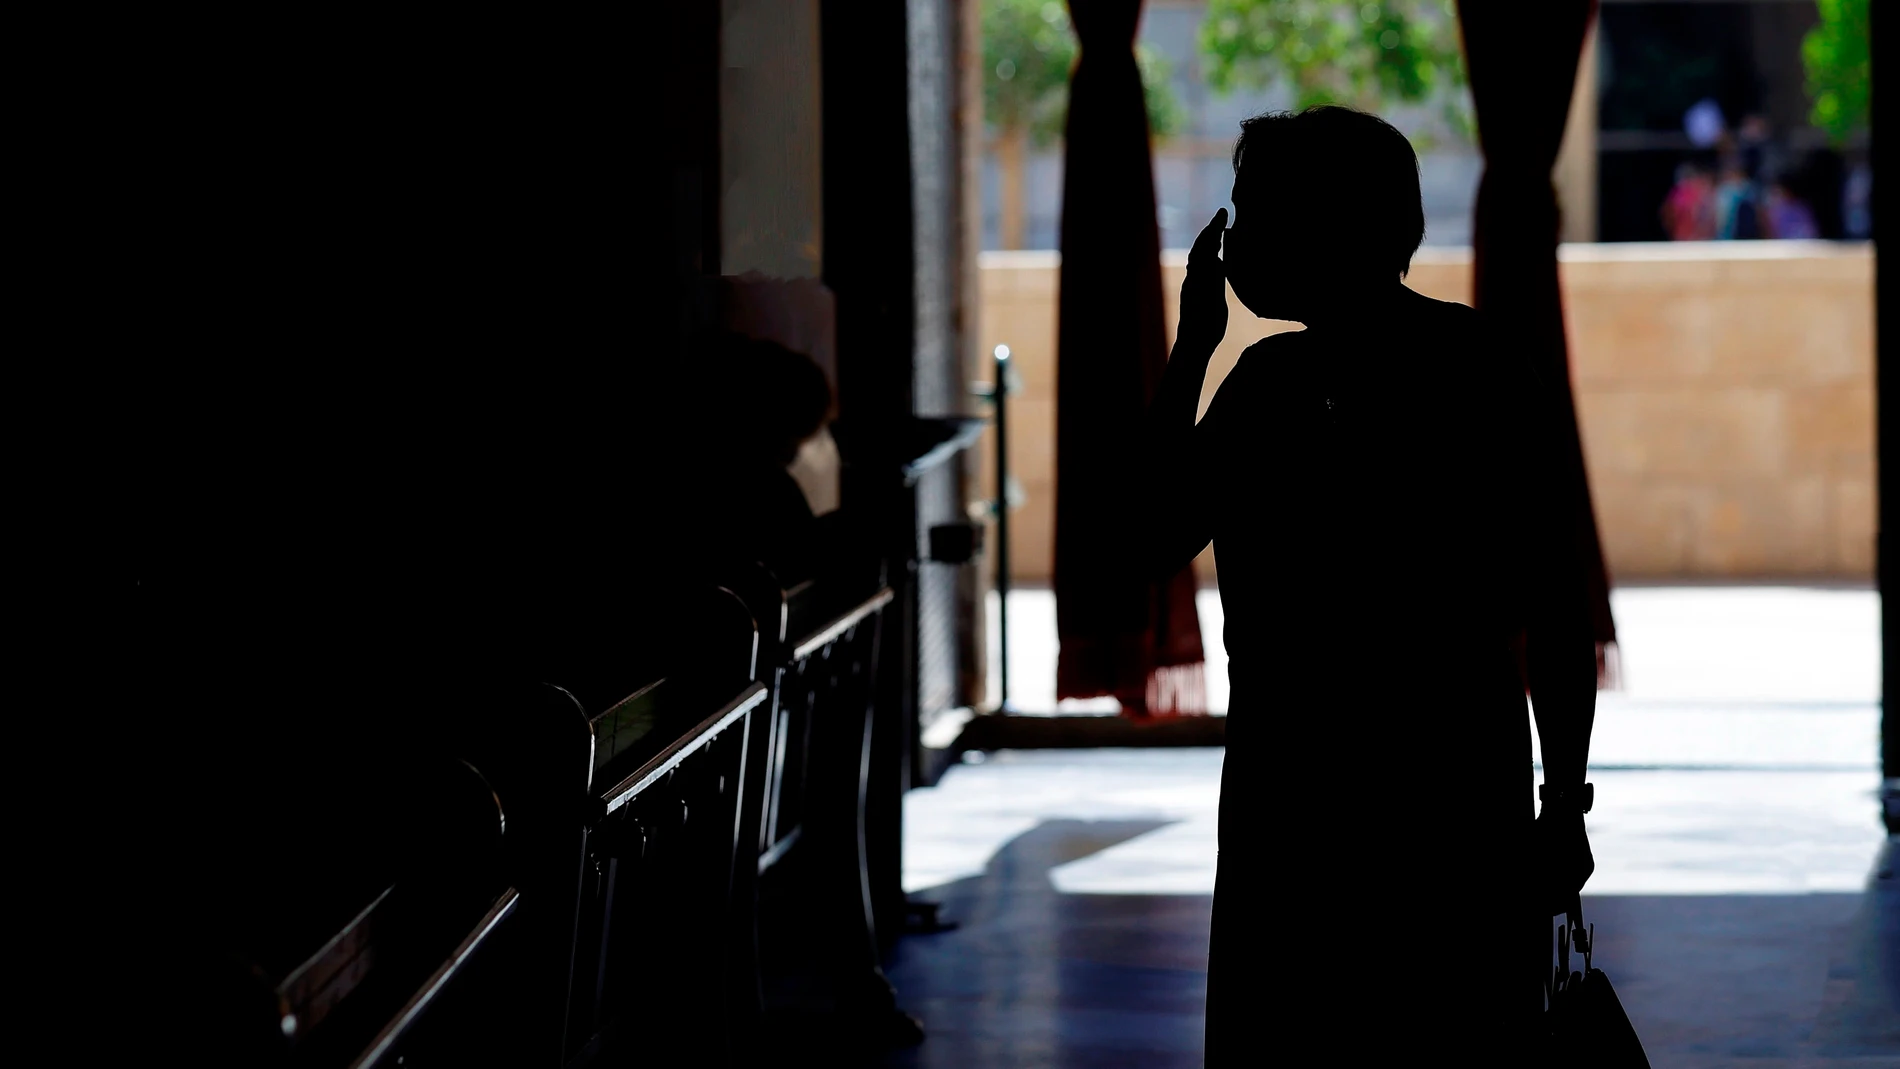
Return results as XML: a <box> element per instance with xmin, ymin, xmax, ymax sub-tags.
<box><xmin>919</xmin><ymin>586</ymin><xmax>1886</xmax><ymax>896</ymax></box>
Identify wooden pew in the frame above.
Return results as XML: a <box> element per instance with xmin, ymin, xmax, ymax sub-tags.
<box><xmin>445</xmin><ymin>681</ymin><xmax>597</xmax><ymax>1068</ymax></box>
<box><xmin>239</xmin><ymin>758</ymin><xmax>521</xmax><ymax>1068</ymax></box>
<box><xmin>557</xmin><ymin>585</ymin><xmax>764</xmax><ymax>1067</ymax></box>
<box><xmin>183</xmin><ymin>580</ymin><xmax>781</xmax><ymax>1067</ymax></box>
<box><xmin>726</xmin><ymin>556</ymin><xmax>918</xmax><ymax>1052</ymax></box>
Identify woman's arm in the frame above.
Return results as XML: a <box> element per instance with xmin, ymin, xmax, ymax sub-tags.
<box><xmin>1519</xmin><ymin>364</ymin><xmax>1598</xmax><ymax>793</ymax></box>
<box><xmin>1508</xmin><ymin>336</ymin><xmax>1599</xmax><ymax>909</ymax></box>
<box><xmin>1140</xmin><ymin>210</ymin><xmax>1228</xmax><ymax>576</ymax></box>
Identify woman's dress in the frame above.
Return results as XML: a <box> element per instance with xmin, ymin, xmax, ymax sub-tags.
<box><xmin>1193</xmin><ymin>293</ymin><xmax>1583</xmax><ymax>1061</ymax></box>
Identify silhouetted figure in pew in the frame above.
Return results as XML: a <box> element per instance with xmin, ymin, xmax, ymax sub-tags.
<box><xmin>668</xmin><ymin>331</ymin><xmax>834</xmax><ymax>585</ymax></box>
<box><xmin>460</xmin><ymin>331</ymin><xmax>842</xmax><ymax>712</ymax></box>
<box><xmin>1141</xmin><ymin>106</ymin><xmax>1599</xmax><ymax>1061</ymax></box>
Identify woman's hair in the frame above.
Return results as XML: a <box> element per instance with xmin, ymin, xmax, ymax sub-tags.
<box><xmin>717</xmin><ymin>331</ymin><xmax>834</xmax><ymax>462</ymax></box>
<box><xmin>1231</xmin><ymin>105</ymin><xmax>1426</xmax><ymax>278</ymax></box>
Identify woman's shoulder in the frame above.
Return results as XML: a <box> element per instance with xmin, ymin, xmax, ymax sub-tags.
<box><xmin>1240</xmin><ymin>326</ymin><xmax>1308</xmax><ymax>354</ymax></box>
<box><xmin>1407</xmin><ymin>293</ymin><xmax>1505</xmax><ymax>352</ymax></box>
<box><xmin>1378</xmin><ymin>293</ymin><xmax>1485</xmax><ymax>361</ymax></box>
<box><xmin>1393</xmin><ymin>296</ymin><xmax>1537</xmax><ymax>406</ymax></box>
<box><xmin>1198</xmin><ymin>330</ymin><xmax>1310</xmax><ymax>422</ymax></box>
<box><xmin>1230</xmin><ymin>328</ymin><xmax>1322</xmax><ymax>387</ymax></box>
<box><xmin>1239</xmin><ymin>326</ymin><xmax>1332</xmax><ymax>370</ymax></box>
<box><xmin>1413</xmin><ymin>292</ymin><xmax>1480</xmax><ymax>327</ymax></box>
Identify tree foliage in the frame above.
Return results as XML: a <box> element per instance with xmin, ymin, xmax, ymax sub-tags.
<box><xmin>982</xmin><ymin>0</ymin><xmax>1183</xmax><ymax>147</ymax></box>
<box><xmin>1137</xmin><ymin>38</ymin><xmax>1186</xmax><ymax>144</ymax></box>
<box><xmin>1802</xmin><ymin>0</ymin><xmax>1869</xmax><ymax>145</ymax></box>
<box><xmin>1198</xmin><ymin>0</ymin><xmax>1469</xmax><ymax>143</ymax></box>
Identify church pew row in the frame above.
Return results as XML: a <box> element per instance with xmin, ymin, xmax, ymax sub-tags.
<box><xmin>241</xmin><ymin>757</ymin><xmax>524</xmax><ymax>1068</ymax></box>
<box><xmin>726</xmin><ymin>562</ymin><xmax>918</xmax><ymax>1049</ymax></box>
<box><xmin>216</xmin><ymin>570</ymin><xmax>903</xmax><ymax>1067</ymax></box>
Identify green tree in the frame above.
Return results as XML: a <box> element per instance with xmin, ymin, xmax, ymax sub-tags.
<box><xmin>1198</xmin><ymin>0</ymin><xmax>1469</xmax><ymax>146</ymax></box>
<box><xmin>983</xmin><ymin>0</ymin><xmax>1183</xmax><ymax>248</ymax></box>
<box><xmin>1802</xmin><ymin>0</ymin><xmax>1869</xmax><ymax>145</ymax></box>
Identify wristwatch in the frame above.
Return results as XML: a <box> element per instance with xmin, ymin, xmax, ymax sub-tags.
<box><xmin>1539</xmin><ymin>782</ymin><xmax>1594</xmax><ymax>814</ymax></box>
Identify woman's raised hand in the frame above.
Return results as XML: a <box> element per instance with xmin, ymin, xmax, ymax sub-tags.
<box><xmin>1175</xmin><ymin>208</ymin><xmax>1229</xmax><ymax>358</ymax></box>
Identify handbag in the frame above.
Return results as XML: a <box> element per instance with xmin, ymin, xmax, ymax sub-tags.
<box><xmin>1546</xmin><ymin>897</ymin><xmax>1652</xmax><ymax>1067</ymax></box>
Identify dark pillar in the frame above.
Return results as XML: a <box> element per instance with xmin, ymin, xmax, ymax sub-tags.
<box><xmin>821</xmin><ymin>0</ymin><xmax>919</xmax><ymax>980</ymax></box>
<box><xmin>1877</xmin><ymin>0</ymin><xmax>1897</xmax><ymax>832</ymax></box>
<box><xmin>822</xmin><ymin>0</ymin><xmax>975</xmax><ymax>969</ymax></box>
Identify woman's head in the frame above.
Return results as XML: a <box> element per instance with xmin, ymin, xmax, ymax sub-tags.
<box><xmin>716</xmin><ymin>332</ymin><xmax>834</xmax><ymax>467</ymax></box>
<box><xmin>1224</xmin><ymin>106</ymin><xmax>1424</xmax><ymax>321</ymax></box>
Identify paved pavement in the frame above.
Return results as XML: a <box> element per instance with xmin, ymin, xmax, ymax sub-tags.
<box><xmin>884</xmin><ymin>586</ymin><xmax>1897</xmax><ymax>1066</ymax></box>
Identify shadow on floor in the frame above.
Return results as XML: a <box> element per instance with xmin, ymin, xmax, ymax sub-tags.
<box><xmin>881</xmin><ymin>819</ymin><xmax>1211</xmax><ymax>1069</ymax></box>
<box><xmin>877</xmin><ymin>823</ymin><xmax>1899</xmax><ymax>1068</ymax></box>
<box><xmin>1581</xmin><ymin>881</ymin><xmax>1898</xmax><ymax>1065</ymax></box>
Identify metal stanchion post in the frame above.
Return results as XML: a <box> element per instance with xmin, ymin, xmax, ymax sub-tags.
<box><xmin>993</xmin><ymin>345</ymin><xmax>1012</xmax><ymax>712</ymax></box>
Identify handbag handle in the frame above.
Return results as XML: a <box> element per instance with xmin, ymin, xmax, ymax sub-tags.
<box><xmin>1566</xmin><ymin>894</ymin><xmax>1593</xmax><ymax>972</ymax></box>
<box><xmin>1552</xmin><ymin>895</ymin><xmax>1596</xmax><ymax>1001</ymax></box>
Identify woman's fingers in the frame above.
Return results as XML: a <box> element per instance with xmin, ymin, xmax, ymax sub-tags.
<box><xmin>1176</xmin><ymin>209</ymin><xmax>1230</xmax><ymax>354</ymax></box>
<box><xmin>1190</xmin><ymin>208</ymin><xmax>1227</xmax><ymax>265</ymax></box>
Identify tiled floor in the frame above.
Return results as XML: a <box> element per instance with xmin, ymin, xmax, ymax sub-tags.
<box><xmin>884</xmin><ymin>586</ymin><xmax>1898</xmax><ymax>1067</ymax></box>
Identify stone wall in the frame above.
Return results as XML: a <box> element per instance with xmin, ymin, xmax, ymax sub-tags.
<box><xmin>974</xmin><ymin>241</ymin><xmax>1874</xmax><ymax>584</ymax></box>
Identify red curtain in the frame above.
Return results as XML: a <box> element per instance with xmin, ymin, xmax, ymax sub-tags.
<box><xmin>1054</xmin><ymin>0</ymin><xmax>1205</xmax><ymax>716</ymax></box>
<box><xmin>1458</xmin><ymin>0</ymin><xmax>1620</xmax><ymax>686</ymax></box>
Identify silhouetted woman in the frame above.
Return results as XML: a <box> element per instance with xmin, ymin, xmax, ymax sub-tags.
<box><xmin>1144</xmin><ymin>107</ymin><xmax>1598</xmax><ymax>1061</ymax></box>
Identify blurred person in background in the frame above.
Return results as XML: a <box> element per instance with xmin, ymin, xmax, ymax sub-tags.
<box><xmin>1714</xmin><ymin>155</ymin><xmax>1764</xmax><ymax>240</ymax></box>
<box><xmin>1735</xmin><ymin>114</ymin><xmax>1775</xmax><ymax>182</ymax></box>
<box><xmin>1844</xmin><ymin>160</ymin><xmax>1873</xmax><ymax>239</ymax></box>
<box><xmin>1763</xmin><ymin>175</ymin><xmax>1819</xmax><ymax>239</ymax></box>
<box><xmin>1661</xmin><ymin>163</ymin><xmax>1718</xmax><ymax>241</ymax></box>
